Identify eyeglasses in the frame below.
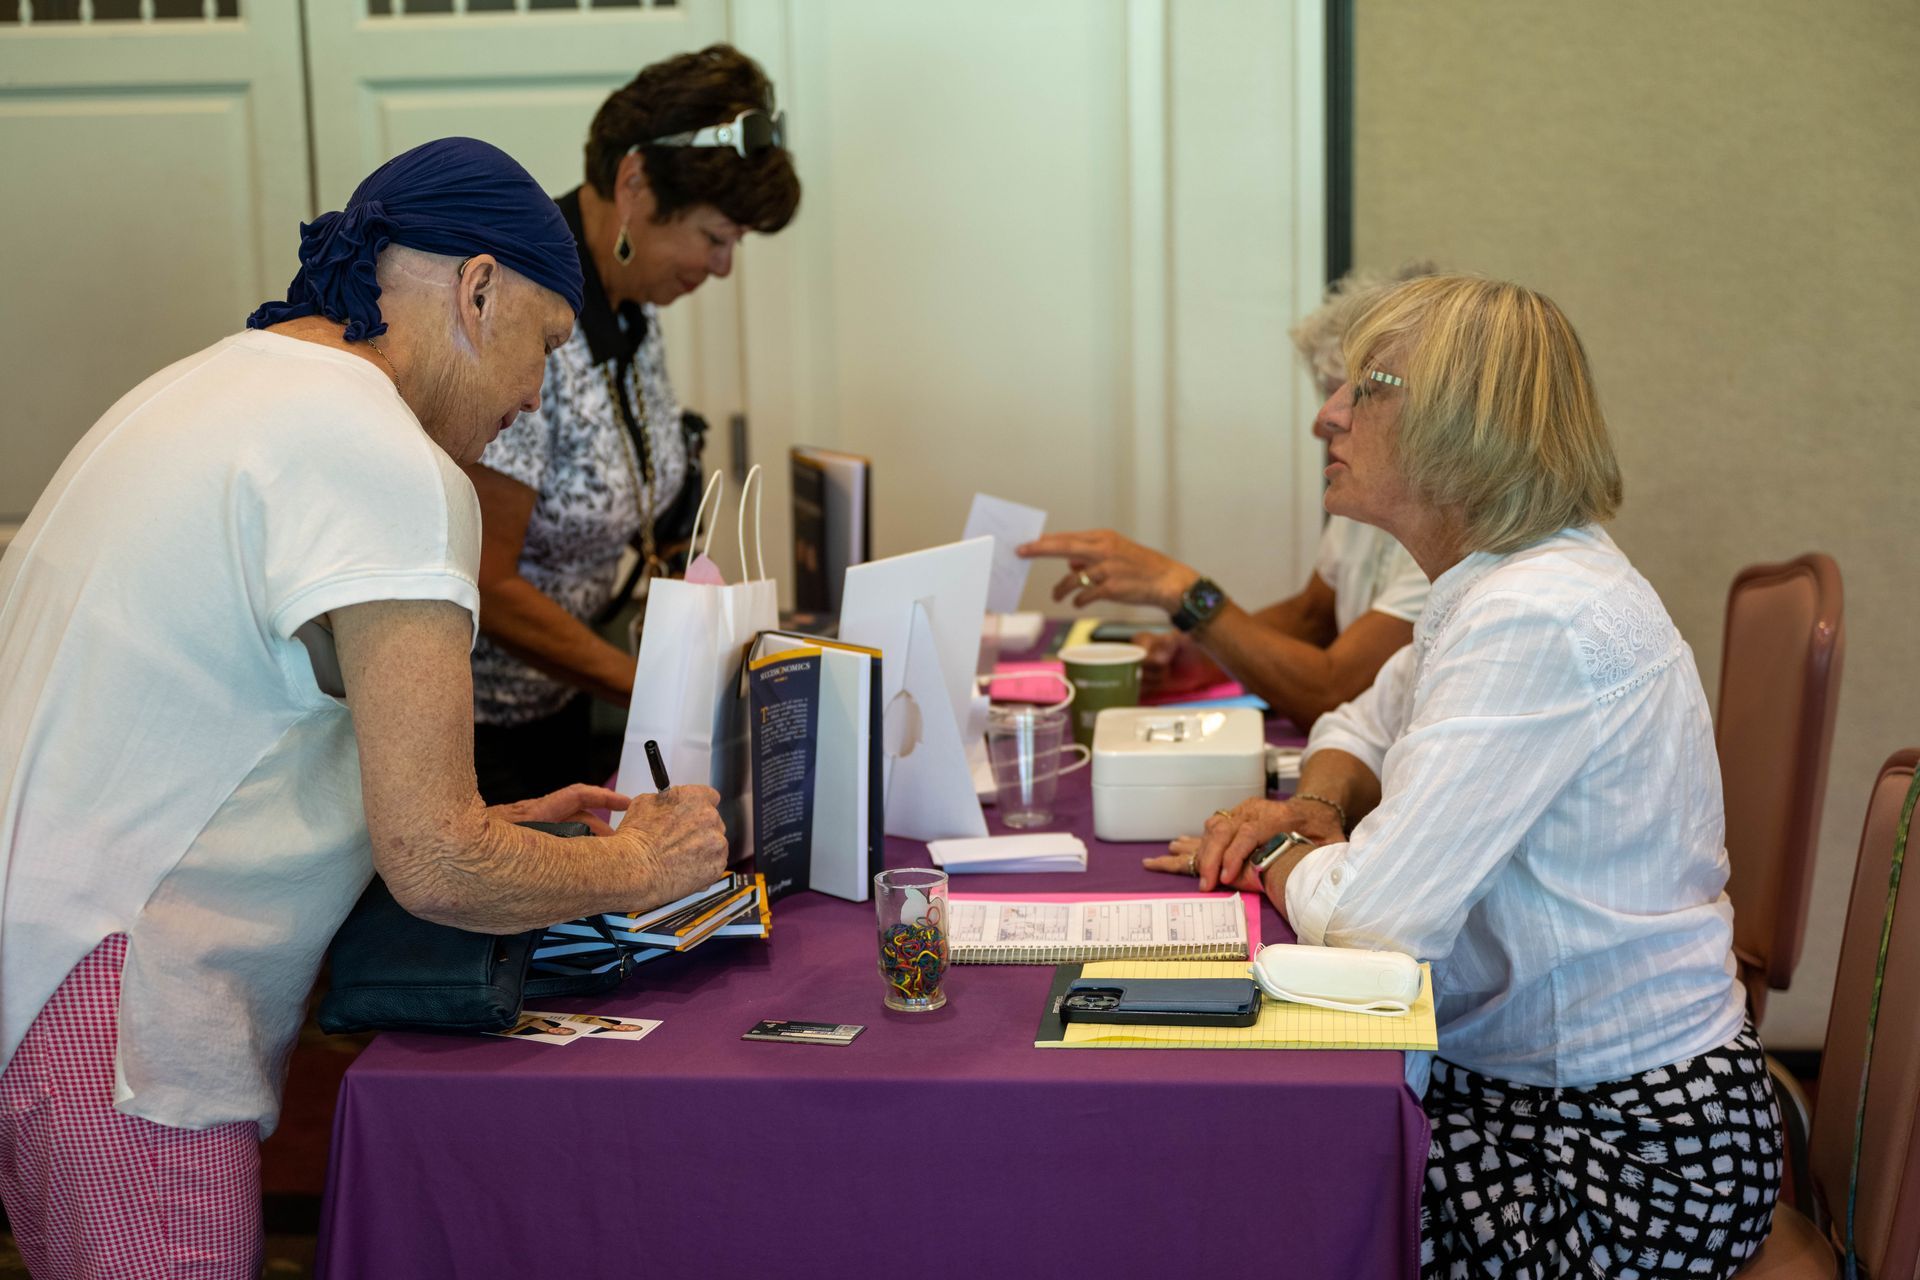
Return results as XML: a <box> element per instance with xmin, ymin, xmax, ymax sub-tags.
<box><xmin>641</xmin><ymin>108</ymin><xmax>787</xmax><ymax>160</ymax></box>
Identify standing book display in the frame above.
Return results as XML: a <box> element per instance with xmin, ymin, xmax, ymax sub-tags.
<box><xmin>838</xmin><ymin>537</ymin><xmax>995</xmax><ymax>842</ymax></box>
<box><xmin>745</xmin><ymin>632</ymin><xmax>884</xmax><ymax>902</ymax></box>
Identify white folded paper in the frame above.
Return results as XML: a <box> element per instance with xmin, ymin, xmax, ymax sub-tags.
<box><xmin>927</xmin><ymin>833</ymin><xmax>1088</xmax><ymax>874</ymax></box>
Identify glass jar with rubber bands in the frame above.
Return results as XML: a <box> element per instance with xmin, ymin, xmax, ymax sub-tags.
<box><xmin>874</xmin><ymin>868</ymin><xmax>950</xmax><ymax>1012</ymax></box>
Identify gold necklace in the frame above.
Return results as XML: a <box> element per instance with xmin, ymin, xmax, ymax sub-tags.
<box><xmin>603</xmin><ymin>361</ymin><xmax>663</xmax><ymax>584</ymax></box>
<box><xmin>362</xmin><ymin>337</ymin><xmax>402</xmax><ymax>390</ymax></box>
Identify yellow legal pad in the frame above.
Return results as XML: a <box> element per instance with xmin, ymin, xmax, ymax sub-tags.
<box><xmin>1035</xmin><ymin>959</ymin><xmax>1438</xmax><ymax>1051</ymax></box>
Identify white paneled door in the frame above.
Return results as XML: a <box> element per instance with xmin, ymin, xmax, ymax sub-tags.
<box><xmin>2</xmin><ymin>0</ymin><xmax>1324</xmax><ymax>597</ymax></box>
<box><xmin>300</xmin><ymin>0</ymin><xmax>744</xmax><ymax>462</ymax></box>
<box><xmin>0</xmin><ymin>1</ymin><xmax>310</xmax><ymax>521</ymax></box>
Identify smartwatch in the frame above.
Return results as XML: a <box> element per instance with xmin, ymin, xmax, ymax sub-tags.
<box><xmin>1250</xmin><ymin>831</ymin><xmax>1315</xmax><ymax>875</ymax></box>
<box><xmin>1171</xmin><ymin>576</ymin><xmax>1226</xmax><ymax>632</ymax></box>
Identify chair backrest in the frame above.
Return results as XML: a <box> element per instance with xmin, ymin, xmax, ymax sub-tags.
<box><xmin>1718</xmin><ymin>553</ymin><xmax>1845</xmax><ymax>1014</ymax></box>
<box><xmin>1808</xmin><ymin>748</ymin><xmax>1920</xmax><ymax>1277</ymax></box>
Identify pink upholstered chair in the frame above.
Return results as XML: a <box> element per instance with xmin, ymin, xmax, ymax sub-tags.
<box><xmin>1718</xmin><ymin>554</ymin><xmax>1845</xmax><ymax>1021</ymax></box>
<box><xmin>1740</xmin><ymin>748</ymin><xmax>1920</xmax><ymax>1278</ymax></box>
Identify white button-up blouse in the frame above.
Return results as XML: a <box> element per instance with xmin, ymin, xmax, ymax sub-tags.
<box><xmin>1286</xmin><ymin>526</ymin><xmax>1747</xmax><ymax>1087</ymax></box>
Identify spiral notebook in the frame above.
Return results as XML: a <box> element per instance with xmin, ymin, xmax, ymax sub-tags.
<box><xmin>947</xmin><ymin>892</ymin><xmax>1252</xmax><ymax>965</ymax></box>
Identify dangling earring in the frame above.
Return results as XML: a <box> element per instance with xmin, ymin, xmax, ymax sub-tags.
<box><xmin>614</xmin><ymin>224</ymin><xmax>633</xmax><ymax>265</ymax></box>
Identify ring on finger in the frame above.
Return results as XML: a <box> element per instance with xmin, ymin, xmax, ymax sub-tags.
<box><xmin>1077</xmin><ymin>570</ymin><xmax>1094</xmax><ymax>589</ymax></box>
<box><xmin>1211</xmin><ymin>808</ymin><xmax>1232</xmax><ymax>822</ymax></box>
<box><xmin>1186</xmin><ymin>851</ymin><xmax>1199</xmax><ymax>876</ymax></box>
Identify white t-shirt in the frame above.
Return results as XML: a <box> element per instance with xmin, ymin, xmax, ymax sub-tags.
<box><xmin>1312</xmin><ymin>515</ymin><xmax>1429</xmax><ymax>634</ymax></box>
<box><xmin>0</xmin><ymin>331</ymin><xmax>480</xmax><ymax>1134</ymax></box>
<box><xmin>1289</xmin><ymin>527</ymin><xmax>1744</xmax><ymax>1087</ymax></box>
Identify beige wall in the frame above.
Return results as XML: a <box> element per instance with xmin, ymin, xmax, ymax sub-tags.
<box><xmin>1354</xmin><ymin>0</ymin><xmax>1920</xmax><ymax>1048</ymax></box>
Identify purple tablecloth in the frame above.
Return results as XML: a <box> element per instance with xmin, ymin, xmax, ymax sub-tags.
<box><xmin>316</xmin><ymin>728</ymin><xmax>1427</xmax><ymax>1280</ymax></box>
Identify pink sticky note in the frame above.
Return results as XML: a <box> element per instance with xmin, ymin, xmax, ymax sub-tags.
<box><xmin>988</xmin><ymin>659</ymin><xmax>1067</xmax><ymax>703</ymax></box>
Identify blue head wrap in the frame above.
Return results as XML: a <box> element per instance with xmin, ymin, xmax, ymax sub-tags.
<box><xmin>247</xmin><ymin>137</ymin><xmax>583</xmax><ymax>340</ymax></box>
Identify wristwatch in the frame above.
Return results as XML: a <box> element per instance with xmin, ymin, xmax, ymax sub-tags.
<box><xmin>1171</xmin><ymin>576</ymin><xmax>1226</xmax><ymax>632</ymax></box>
<box><xmin>1250</xmin><ymin>831</ymin><xmax>1315</xmax><ymax>875</ymax></box>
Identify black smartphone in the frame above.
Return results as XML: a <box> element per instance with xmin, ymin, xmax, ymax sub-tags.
<box><xmin>1060</xmin><ymin>978</ymin><xmax>1261</xmax><ymax>1028</ymax></box>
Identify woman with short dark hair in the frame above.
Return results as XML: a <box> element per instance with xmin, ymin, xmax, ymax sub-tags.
<box><xmin>468</xmin><ymin>44</ymin><xmax>800</xmax><ymax>803</ymax></box>
<box><xmin>1160</xmin><ymin>274</ymin><xmax>1781</xmax><ymax>1278</ymax></box>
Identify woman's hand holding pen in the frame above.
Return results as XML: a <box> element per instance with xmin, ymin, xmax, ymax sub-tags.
<box><xmin>493</xmin><ymin>741</ymin><xmax>728</xmax><ymax>908</ymax></box>
<box><xmin>616</xmin><ymin>785</ymin><xmax>729</xmax><ymax>901</ymax></box>
<box><xmin>626</xmin><ymin>737</ymin><xmax>727</xmax><ymax>897</ymax></box>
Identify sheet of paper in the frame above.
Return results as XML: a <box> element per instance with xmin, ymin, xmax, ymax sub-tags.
<box><xmin>1037</xmin><ymin>960</ymin><xmax>1438</xmax><ymax>1051</ymax></box>
<box><xmin>949</xmin><ymin>895</ymin><xmax>1247</xmax><ymax>948</ymax></box>
<box><xmin>929</xmin><ymin>833</ymin><xmax>1087</xmax><ymax>873</ymax></box>
<box><xmin>963</xmin><ymin>493</ymin><xmax>1048</xmax><ymax>614</ymax></box>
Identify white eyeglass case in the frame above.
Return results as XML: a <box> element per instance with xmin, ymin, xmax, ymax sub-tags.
<box><xmin>1090</xmin><ymin>707</ymin><xmax>1266</xmax><ymax>842</ymax></box>
<box><xmin>1251</xmin><ymin>943</ymin><xmax>1422</xmax><ymax>1017</ymax></box>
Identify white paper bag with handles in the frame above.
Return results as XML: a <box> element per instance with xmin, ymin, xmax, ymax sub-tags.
<box><xmin>613</xmin><ymin>466</ymin><xmax>777</xmax><ymax>864</ymax></box>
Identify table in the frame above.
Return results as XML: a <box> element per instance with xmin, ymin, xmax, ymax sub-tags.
<box><xmin>315</xmin><ymin>731</ymin><xmax>1428</xmax><ymax>1279</ymax></box>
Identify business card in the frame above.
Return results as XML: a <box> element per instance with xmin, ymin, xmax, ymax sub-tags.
<box><xmin>741</xmin><ymin>1019</ymin><xmax>865</xmax><ymax>1046</ymax></box>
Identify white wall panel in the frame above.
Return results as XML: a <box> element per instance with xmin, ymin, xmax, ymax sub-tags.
<box><xmin>738</xmin><ymin>0</ymin><xmax>1322</xmax><ymax>613</ymax></box>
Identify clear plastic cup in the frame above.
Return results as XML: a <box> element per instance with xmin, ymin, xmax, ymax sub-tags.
<box><xmin>986</xmin><ymin>704</ymin><xmax>1092</xmax><ymax>829</ymax></box>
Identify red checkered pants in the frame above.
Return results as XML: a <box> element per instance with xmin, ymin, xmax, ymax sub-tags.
<box><xmin>0</xmin><ymin>933</ymin><xmax>262</xmax><ymax>1278</ymax></box>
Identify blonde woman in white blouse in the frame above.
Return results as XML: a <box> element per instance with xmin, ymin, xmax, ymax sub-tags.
<box><xmin>1153</xmin><ymin>275</ymin><xmax>1780</xmax><ymax>1279</ymax></box>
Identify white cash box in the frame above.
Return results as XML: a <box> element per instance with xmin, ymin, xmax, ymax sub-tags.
<box><xmin>1091</xmin><ymin>707</ymin><xmax>1267</xmax><ymax>842</ymax></box>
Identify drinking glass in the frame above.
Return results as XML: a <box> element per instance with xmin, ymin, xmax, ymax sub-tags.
<box><xmin>874</xmin><ymin>868</ymin><xmax>949</xmax><ymax>1012</ymax></box>
<box><xmin>986</xmin><ymin>704</ymin><xmax>1092</xmax><ymax>829</ymax></box>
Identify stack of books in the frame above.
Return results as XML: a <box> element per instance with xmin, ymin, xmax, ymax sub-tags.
<box><xmin>531</xmin><ymin>872</ymin><xmax>770</xmax><ymax>979</ymax></box>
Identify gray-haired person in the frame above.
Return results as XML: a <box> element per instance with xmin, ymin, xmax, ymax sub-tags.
<box><xmin>0</xmin><ymin>137</ymin><xmax>725</xmax><ymax>1276</ymax></box>
<box><xmin>1018</xmin><ymin>265</ymin><xmax>1437</xmax><ymax>733</ymax></box>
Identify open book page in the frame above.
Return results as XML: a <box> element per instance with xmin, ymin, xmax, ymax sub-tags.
<box><xmin>948</xmin><ymin>894</ymin><xmax>1248</xmax><ymax>963</ymax></box>
<box><xmin>1035</xmin><ymin>959</ymin><xmax>1438</xmax><ymax>1051</ymax></box>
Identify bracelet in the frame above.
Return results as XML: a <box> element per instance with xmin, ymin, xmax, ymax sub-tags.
<box><xmin>1292</xmin><ymin>792</ymin><xmax>1349</xmax><ymax>836</ymax></box>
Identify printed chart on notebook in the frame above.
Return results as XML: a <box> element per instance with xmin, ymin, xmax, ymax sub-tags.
<box><xmin>948</xmin><ymin>893</ymin><xmax>1252</xmax><ymax>964</ymax></box>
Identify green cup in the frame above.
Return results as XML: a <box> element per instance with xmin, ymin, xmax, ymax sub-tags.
<box><xmin>1059</xmin><ymin>642</ymin><xmax>1146</xmax><ymax>747</ymax></box>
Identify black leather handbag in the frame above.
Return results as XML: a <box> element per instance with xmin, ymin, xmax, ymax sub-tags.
<box><xmin>316</xmin><ymin>821</ymin><xmax>642</xmax><ymax>1035</ymax></box>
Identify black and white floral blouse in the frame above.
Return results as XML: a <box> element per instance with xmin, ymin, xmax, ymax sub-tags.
<box><xmin>472</xmin><ymin>188</ymin><xmax>687</xmax><ymax>726</ymax></box>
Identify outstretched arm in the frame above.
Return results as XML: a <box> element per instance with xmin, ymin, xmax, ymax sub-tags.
<box><xmin>1018</xmin><ymin>529</ymin><xmax>1409</xmax><ymax>728</ymax></box>
<box><xmin>332</xmin><ymin>596</ymin><xmax>726</xmax><ymax>933</ymax></box>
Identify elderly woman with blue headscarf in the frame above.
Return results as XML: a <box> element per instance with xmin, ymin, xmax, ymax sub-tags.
<box><xmin>0</xmin><ymin>137</ymin><xmax>728</xmax><ymax>1276</ymax></box>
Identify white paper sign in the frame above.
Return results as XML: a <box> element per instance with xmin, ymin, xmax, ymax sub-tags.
<box><xmin>963</xmin><ymin>493</ymin><xmax>1048</xmax><ymax>614</ymax></box>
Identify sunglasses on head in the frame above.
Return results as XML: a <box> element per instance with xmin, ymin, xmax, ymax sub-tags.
<box><xmin>640</xmin><ymin>108</ymin><xmax>787</xmax><ymax>160</ymax></box>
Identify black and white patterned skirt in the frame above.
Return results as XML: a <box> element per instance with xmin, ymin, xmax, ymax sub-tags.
<box><xmin>1421</xmin><ymin>1024</ymin><xmax>1782</xmax><ymax>1279</ymax></box>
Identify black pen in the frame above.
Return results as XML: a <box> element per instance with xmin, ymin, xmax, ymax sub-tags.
<box><xmin>643</xmin><ymin>738</ymin><xmax>672</xmax><ymax>793</ymax></box>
